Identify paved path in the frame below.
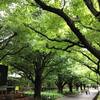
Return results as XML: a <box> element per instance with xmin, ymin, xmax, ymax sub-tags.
<box><xmin>57</xmin><ymin>89</ymin><xmax>98</xmax><ymax>100</ymax></box>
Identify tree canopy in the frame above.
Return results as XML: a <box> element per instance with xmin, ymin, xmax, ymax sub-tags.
<box><xmin>0</xmin><ymin>0</ymin><xmax>100</xmax><ymax>100</ymax></box>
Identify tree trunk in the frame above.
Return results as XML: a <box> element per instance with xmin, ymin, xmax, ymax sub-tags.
<box><xmin>56</xmin><ymin>74</ymin><xmax>64</xmax><ymax>93</ymax></box>
<box><xmin>75</xmin><ymin>85</ymin><xmax>79</xmax><ymax>91</ymax></box>
<box><xmin>83</xmin><ymin>84</ymin><xmax>86</xmax><ymax>90</ymax></box>
<box><xmin>80</xmin><ymin>84</ymin><xmax>83</xmax><ymax>91</ymax></box>
<box><xmin>58</xmin><ymin>85</ymin><xmax>63</xmax><ymax>93</ymax></box>
<box><xmin>68</xmin><ymin>83</ymin><xmax>73</xmax><ymax>93</ymax></box>
<box><xmin>34</xmin><ymin>65</ymin><xmax>42</xmax><ymax>100</ymax></box>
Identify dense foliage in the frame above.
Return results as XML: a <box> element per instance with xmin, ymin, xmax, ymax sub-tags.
<box><xmin>0</xmin><ymin>0</ymin><xmax>100</xmax><ymax>100</ymax></box>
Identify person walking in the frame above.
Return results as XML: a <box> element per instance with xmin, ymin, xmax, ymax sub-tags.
<box><xmin>85</xmin><ymin>87</ymin><xmax>90</xmax><ymax>95</ymax></box>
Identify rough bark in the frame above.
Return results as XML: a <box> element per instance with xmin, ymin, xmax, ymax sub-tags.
<box><xmin>34</xmin><ymin>64</ymin><xmax>42</xmax><ymax>100</ymax></box>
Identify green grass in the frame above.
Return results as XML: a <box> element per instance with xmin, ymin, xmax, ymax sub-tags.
<box><xmin>63</xmin><ymin>88</ymin><xmax>80</xmax><ymax>96</ymax></box>
<box><xmin>42</xmin><ymin>91</ymin><xmax>63</xmax><ymax>100</ymax></box>
<box><xmin>97</xmin><ymin>95</ymin><xmax>100</xmax><ymax>100</ymax></box>
<box><xmin>24</xmin><ymin>90</ymin><xmax>63</xmax><ymax>100</ymax></box>
<box><xmin>24</xmin><ymin>88</ymin><xmax>81</xmax><ymax>100</ymax></box>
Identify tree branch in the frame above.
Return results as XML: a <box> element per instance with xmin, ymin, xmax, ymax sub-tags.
<box><xmin>34</xmin><ymin>0</ymin><xmax>100</xmax><ymax>60</ymax></box>
<box><xmin>96</xmin><ymin>42</ymin><xmax>100</xmax><ymax>47</ymax></box>
<box><xmin>0</xmin><ymin>45</ymin><xmax>28</xmax><ymax>61</ymax></box>
<box><xmin>26</xmin><ymin>25</ymin><xmax>84</xmax><ymax>48</ymax></box>
<box><xmin>97</xmin><ymin>60</ymin><xmax>100</xmax><ymax>74</ymax></box>
<box><xmin>83</xmin><ymin>0</ymin><xmax>99</xmax><ymax>18</ymax></box>
<box><xmin>97</xmin><ymin>0</ymin><xmax>100</xmax><ymax>9</ymax></box>
<box><xmin>42</xmin><ymin>68</ymin><xmax>55</xmax><ymax>80</ymax></box>
<box><xmin>74</xmin><ymin>50</ymin><xmax>97</xmax><ymax>65</ymax></box>
<box><xmin>46</xmin><ymin>44</ymin><xmax>77</xmax><ymax>51</ymax></box>
<box><xmin>19</xmin><ymin>55</ymin><xmax>34</xmax><ymax>64</ymax></box>
<box><xmin>11</xmin><ymin>63</ymin><xmax>35</xmax><ymax>83</ymax></box>
<box><xmin>79</xmin><ymin>22</ymin><xmax>100</xmax><ymax>32</ymax></box>
<box><xmin>73</xmin><ymin>50</ymin><xmax>100</xmax><ymax>74</ymax></box>
<box><xmin>61</xmin><ymin>0</ymin><xmax>66</xmax><ymax>10</ymax></box>
<box><xmin>86</xmin><ymin>76</ymin><xmax>100</xmax><ymax>85</ymax></box>
<box><xmin>0</xmin><ymin>32</ymin><xmax>17</xmax><ymax>50</ymax></box>
<box><xmin>71</xmin><ymin>57</ymin><xmax>99</xmax><ymax>74</ymax></box>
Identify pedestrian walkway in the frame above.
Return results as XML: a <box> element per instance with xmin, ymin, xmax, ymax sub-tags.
<box><xmin>57</xmin><ymin>88</ymin><xmax>98</xmax><ymax>100</ymax></box>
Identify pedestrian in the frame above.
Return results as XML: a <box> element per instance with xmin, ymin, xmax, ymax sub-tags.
<box><xmin>85</xmin><ymin>87</ymin><xmax>90</xmax><ymax>95</ymax></box>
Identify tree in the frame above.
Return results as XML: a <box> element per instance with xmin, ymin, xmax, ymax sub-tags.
<box><xmin>33</xmin><ymin>0</ymin><xmax>100</xmax><ymax>75</ymax></box>
<box><xmin>1</xmin><ymin>0</ymin><xmax>100</xmax><ymax>74</ymax></box>
<box><xmin>5</xmin><ymin>47</ymin><xmax>61</xmax><ymax>100</ymax></box>
<box><xmin>0</xmin><ymin>2</ymin><xmax>100</xmax><ymax>100</ymax></box>
<box><xmin>55</xmin><ymin>73</ymin><xmax>67</xmax><ymax>93</ymax></box>
<box><xmin>54</xmin><ymin>56</ymin><xmax>82</xmax><ymax>93</ymax></box>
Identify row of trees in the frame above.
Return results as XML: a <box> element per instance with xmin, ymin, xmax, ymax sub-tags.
<box><xmin>0</xmin><ymin>0</ymin><xmax>100</xmax><ymax>100</ymax></box>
